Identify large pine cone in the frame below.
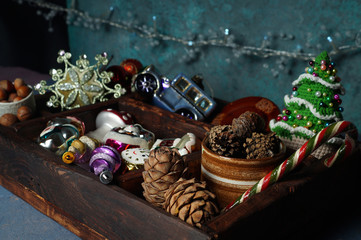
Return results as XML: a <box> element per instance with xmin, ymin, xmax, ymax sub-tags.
<box><xmin>208</xmin><ymin>125</ymin><xmax>241</xmax><ymax>157</ymax></box>
<box><xmin>243</xmin><ymin>132</ymin><xmax>280</xmax><ymax>159</ymax></box>
<box><xmin>164</xmin><ymin>178</ymin><xmax>219</xmax><ymax>228</ymax></box>
<box><xmin>142</xmin><ymin>147</ymin><xmax>186</xmax><ymax>207</ymax></box>
<box><xmin>232</xmin><ymin>111</ymin><xmax>265</xmax><ymax>139</ymax></box>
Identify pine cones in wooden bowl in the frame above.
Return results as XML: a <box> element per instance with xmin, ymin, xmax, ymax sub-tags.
<box><xmin>201</xmin><ymin>111</ymin><xmax>286</xmax><ymax>208</ymax></box>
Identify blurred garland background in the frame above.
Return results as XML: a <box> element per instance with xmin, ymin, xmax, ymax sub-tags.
<box><xmin>1</xmin><ymin>0</ymin><xmax>360</xmax><ymax>131</ymax></box>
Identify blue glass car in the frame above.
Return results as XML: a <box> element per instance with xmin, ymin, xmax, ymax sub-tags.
<box><xmin>133</xmin><ymin>65</ymin><xmax>216</xmax><ymax>121</ymax></box>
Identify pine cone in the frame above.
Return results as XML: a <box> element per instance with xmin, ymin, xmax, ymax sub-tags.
<box><xmin>243</xmin><ymin>132</ymin><xmax>280</xmax><ymax>159</ymax></box>
<box><xmin>164</xmin><ymin>178</ymin><xmax>219</xmax><ymax>228</ymax></box>
<box><xmin>232</xmin><ymin>111</ymin><xmax>265</xmax><ymax>139</ymax></box>
<box><xmin>208</xmin><ymin>125</ymin><xmax>241</xmax><ymax>157</ymax></box>
<box><xmin>142</xmin><ymin>147</ymin><xmax>186</xmax><ymax>207</ymax></box>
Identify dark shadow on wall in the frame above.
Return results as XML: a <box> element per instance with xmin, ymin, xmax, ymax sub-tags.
<box><xmin>0</xmin><ymin>0</ymin><xmax>69</xmax><ymax>74</ymax></box>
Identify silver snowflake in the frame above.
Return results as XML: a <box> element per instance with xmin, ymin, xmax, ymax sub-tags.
<box><xmin>35</xmin><ymin>50</ymin><xmax>126</xmax><ymax>110</ymax></box>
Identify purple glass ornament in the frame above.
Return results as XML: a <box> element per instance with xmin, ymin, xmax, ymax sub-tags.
<box><xmin>89</xmin><ymin>145</ymin><xmax>121</xmax><ymax>184</ymax></box>
<box><xmin>282</xmin><ymin>116</ymin><xmax>288</xmax><ymax>121</ymax></box>
<box><xmin>334</xmin><ymin>94</ymin><xmax>340</xmax><ymax>100</ymax></box>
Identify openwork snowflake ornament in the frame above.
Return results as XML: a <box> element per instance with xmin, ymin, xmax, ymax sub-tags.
<box><xmin>35</xmin><ymin>50</ymin><xmax>126</xmax><ymax>110</ymax></box>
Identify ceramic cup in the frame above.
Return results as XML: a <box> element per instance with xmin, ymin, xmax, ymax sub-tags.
<box><xmin>0</xmin><ymin>86</ymin><xmax>36</xmax><ymax>117</ymax></box>
<box><xmin>201</xmin><ymin>136</ymin><xmax>286</xmax><ymax>208</ymax></box>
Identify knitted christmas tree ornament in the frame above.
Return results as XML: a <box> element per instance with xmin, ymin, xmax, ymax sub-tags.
<box><xmin>269</xmin><ymin>51</ymin><xmax>345</xmax><ymax>158</ymax></box>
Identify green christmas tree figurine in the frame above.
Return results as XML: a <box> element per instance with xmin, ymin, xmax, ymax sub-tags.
<box><xmin>269</xmin><ymin>51</ymin><xmax>345</xmax><ymax>158</ymax></box>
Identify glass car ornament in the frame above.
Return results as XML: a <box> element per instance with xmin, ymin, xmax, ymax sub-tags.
<box><xmin>38</xmin><ymin>116</ymin><xmax>85</xmax><ymax>155</ymax></box>
<box><xmin>132</xmin><ymin>65</ymin><xmax>216</xmax><ymax>121</ymax></box>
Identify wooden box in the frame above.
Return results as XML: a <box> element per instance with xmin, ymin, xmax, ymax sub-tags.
<box><xmin>0</xmin><ymin>94</ymin><xmax>359</xmax><ymax>239</ymax></box>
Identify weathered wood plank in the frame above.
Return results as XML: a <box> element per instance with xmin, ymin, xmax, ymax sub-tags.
<box><xmin>1</xmin><ymin>94</ymin><xmax>360</xmax><ymax>239</ymax></box>
<box><xmin>0</xmin><ymin>125</ymin><xmax>212</xmax><ymax>240</ymax></box>
<box><xmin>205</xmin><ymin>148</ymin><xmax>361</xmax><ymax>239</ymax></box>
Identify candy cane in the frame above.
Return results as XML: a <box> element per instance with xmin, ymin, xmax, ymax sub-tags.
<box><xmin>226</xmin><ymin>121</ymin><xmax>358</xmax><ymax>210</ymax></box>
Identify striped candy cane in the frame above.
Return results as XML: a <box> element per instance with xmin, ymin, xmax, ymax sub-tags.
<box><xmin>226</xmin><ymin>121</ymin><xmax>358</xmax><ymax>210</ymax></box>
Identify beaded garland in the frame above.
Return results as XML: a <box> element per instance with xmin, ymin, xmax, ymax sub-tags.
<box><xmin>270</xmin><ymin>51</ymin><xmax>345</xmax><ymax>140</ymax></box>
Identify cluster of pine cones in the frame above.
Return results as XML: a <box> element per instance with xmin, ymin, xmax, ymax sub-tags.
<box><xmin>208</xmin><ymin>111</ymin><xmax>280</xmax><ymax>159</ymax></box>
<box><xmin>142</xmin><ymin>147</ymin><xmax>219</xmax><ymax>228</ymax></box>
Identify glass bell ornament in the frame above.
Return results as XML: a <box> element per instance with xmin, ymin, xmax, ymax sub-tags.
<box><xmin>121</xmin><ymin>148</ymin><xmax>150</xmax><ymax>171</ymax></box>
<box><xmin>150</xmin><ymin>132</ymin><xmax>196</xmax><ymax>156</ymax></box>
<box><xmin>89</xmin><ymin>145</ymin><xmax>121</xmax><ymax>184</ymax></box>
<box><xmin>38</xmin><ymin>116</ymin><xmax>85</xmax><ymax>155</ymax></box>
<box><xmin>86</xmin><ymin>109</ymin><xmax>133</xmax><ymax>142</ymax></box>
<box><xmin>103</xmin><ymin>124</ymin><xmax>155</xmax><ymax>152</ymax></box>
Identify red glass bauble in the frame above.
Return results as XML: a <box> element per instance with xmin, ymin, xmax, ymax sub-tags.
<box><xmin>120</xmin><ymin>59</ymin><xmax>143</xmax><ymax>76</ymax></box>
<box><xmin>106</xmin><ymin>65</ymin><xmax>131</xmax><ymax>92</ymax></box>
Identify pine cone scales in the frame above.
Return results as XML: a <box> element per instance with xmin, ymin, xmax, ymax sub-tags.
<box><xmin>164</xmin><ymin>178</ymin><xmax>219</xmax><ymax>228</ymax></box>
<box><xmin>142</xmin><ymin>147</ymin><xmax>186</xmax><ymax>207</ymax></box>
<box><xmin>232</xmin><ymin>111</ymin><xmax>265</xmax><ymax>139</ymax></box>
<box><xmin>208</xmin><ymin>125</ymin><xmax>241</xmax><ymax>157</ymax></box>
<box><xmin>243</xmin><ymin>132</ymin><xmax>280</xmax><ymax>159</ymax></box>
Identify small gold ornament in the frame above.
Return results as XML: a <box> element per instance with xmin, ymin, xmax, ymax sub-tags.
<box><xmin>35</xmin><ymin>50</ymin><xmax>126</xmax><ymax>110</ymax></box>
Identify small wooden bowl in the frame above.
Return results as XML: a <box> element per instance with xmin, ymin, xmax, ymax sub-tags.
<box><xmin>201</xmin><ymin>136</ymin><xmax>286</xmax><ymax>208</ymax></box>
<box><xmin>0</xmin><ymin>86</ymin><xmax>36</xmax><ymax>117</ymax></box>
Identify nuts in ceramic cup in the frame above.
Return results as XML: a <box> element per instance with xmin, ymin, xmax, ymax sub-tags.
<box><xmin>0</xmin><ymin>88</ymin><xmax>8</xmax><ymax>101</ymax></box>
<box><xmin>0</xmin><ymin>113</ymin><xmax>18</xmax><ymax>126</ymax></box>
<box><xmin>14</xmin><ymin>78</ymin><xmax>25</xmax><ymax>90</ymax></box>
<box><xmin>8</xmin><ymin>93</ymin><xmax>17</xmax><ymax>102</ymax></box>
<box><xmin>17</xmin><ymin>105</ymin><xmax>33</xmax><ymax>121</ymax></box>
<box><xmin>0</xmin><ymin>80</ymin><xmax>15</xmax><ymax>93</ymax></box>
<box><xmin>0</xmin><ymin>78</ymin><xmax>35</xmax><ymax>125</ymax></box>
<box><xmin>17</xmin><ymin>85</ymin><xmax>31</xmax><ymax>98</ymax></box>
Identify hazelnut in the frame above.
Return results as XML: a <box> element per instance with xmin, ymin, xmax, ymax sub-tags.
<box><xmin>0</xmin><ymin>88</ymin><xmax>8</xmax><ymax>101</ymax></box>
<box><xmin>13</xmin><ymin>96</ymin><xmax>23</xmax><ymax>102</ymax></box>
<box><xmin>14</xmin><ymin>78</ymin><xmax>25</xmax><ymax>90</ymax></box>
<box><xmin>0</xmin><ymin>80</ymin><xmax>15</xmax><ymax>93</ymax></box>
<box><xmin>17</xmin><ymin>105</ymin><xmax>32</xmax><ymax>121</ymax></box>
<box><xmin>0</xmin><ymin>113</ymin><xmax>18</xmax><ymax>126</ymax></box>
<box><xmin>16</xmin><ymin>85</ymin><xmax>31</xmax><ymax>98</ymax></box>
<box><xmin>8</xmin><ymin>92</ymin><xmax>17</xmax><ymax>102</ymax></box>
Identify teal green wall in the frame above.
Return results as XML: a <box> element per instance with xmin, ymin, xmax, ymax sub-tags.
<box><xmin>67</xmin><ymin>0</ymin><xmax>361</xmax><ymax>131</ymax></box>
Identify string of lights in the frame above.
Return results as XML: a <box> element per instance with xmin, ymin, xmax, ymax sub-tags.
<box><xmin>15</xmin><ymin>0</ymin><xmax>361</xmax><ymax>61</ymax></box>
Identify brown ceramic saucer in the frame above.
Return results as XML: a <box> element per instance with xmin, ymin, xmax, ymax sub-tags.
<box><xmin>211</xmin><ymin>96</ymin><xmax>280</xmax><ymax>131</ymax></box>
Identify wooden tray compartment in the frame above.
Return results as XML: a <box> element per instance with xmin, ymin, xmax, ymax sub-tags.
<box><xmin>0</xmin><ymin>95</ymin><xmax>360</xmax><ymax>239</ymax></box>
<box><xmin>12</xmin><ymin>95</ymin><xmax>210</xmax><ymax>194</ymax></box>
<box><xmin>0</xmin><ymin>95</ymin><xmax>223</xmax><ymax>239</ymax></box>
